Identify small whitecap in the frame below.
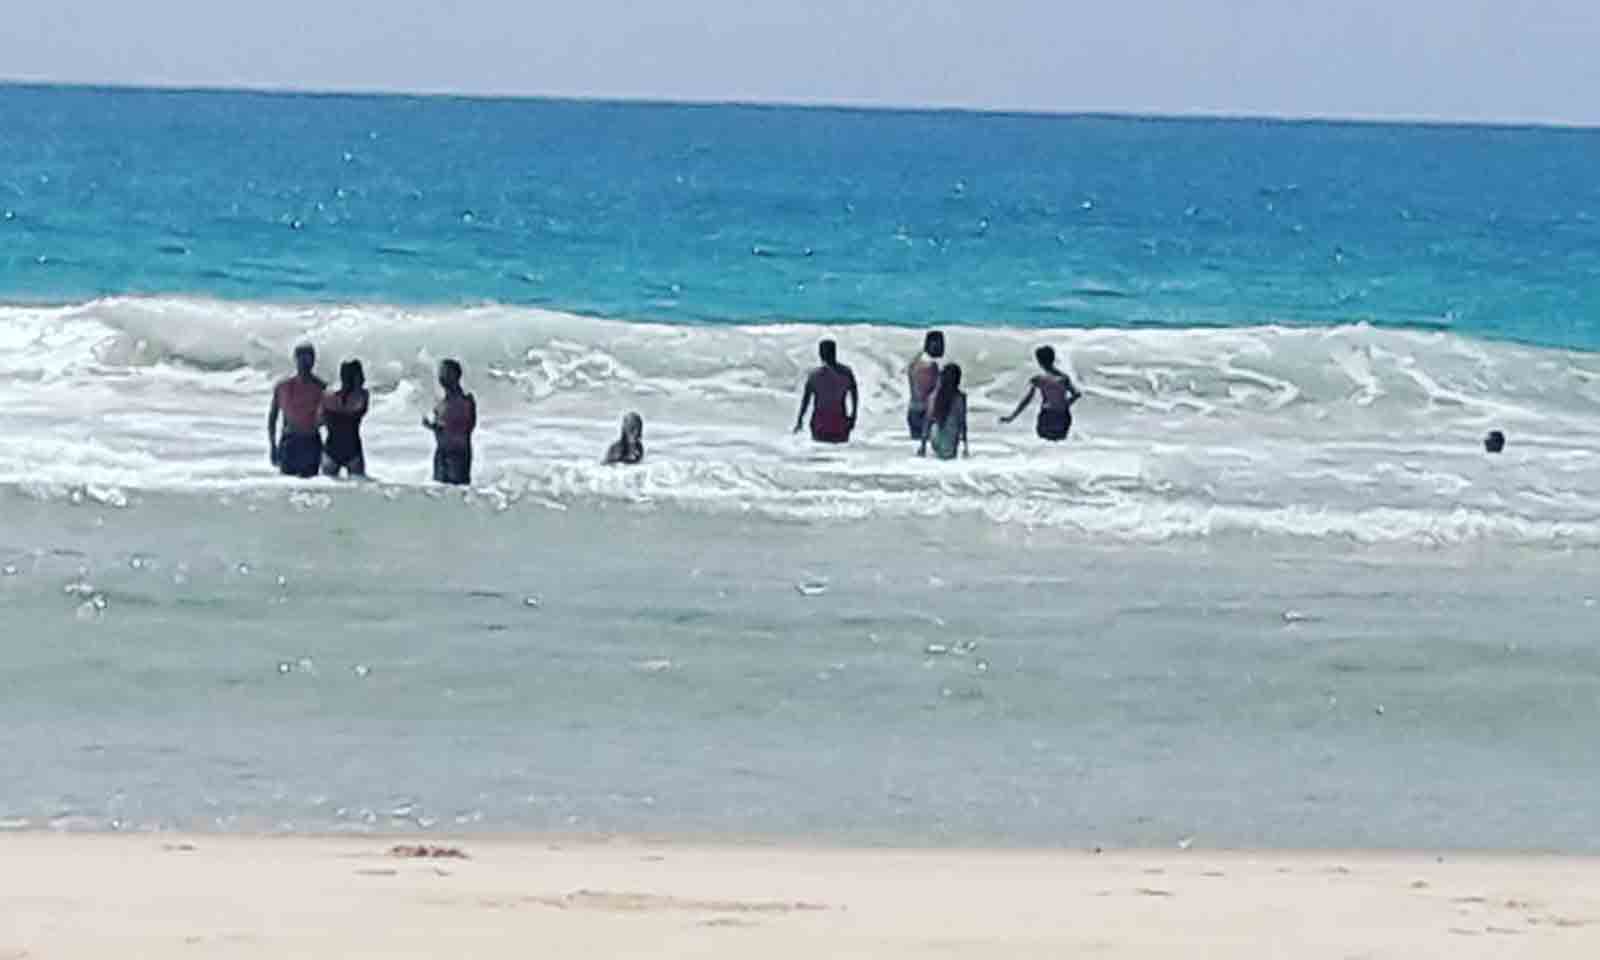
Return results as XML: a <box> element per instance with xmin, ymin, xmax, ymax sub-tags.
<box><xmin>353</xmin><ymin>664</ymin><xmax>371</xmax><ymax>678</ymax></box>
<box><xmin>1</xmin><ymin>564</ymin><xmax>18</xmax><ymax>577</ymax></box>
<box><xmin>277</xmin><ymin>661</ymin><xmax>293</xmax><ymax>675</ymax></box>
<box><xmin>924</xmin><ymin>643</ymin><xmax>950</xmax><ymax>655</ymax></box>
<box><xmin>522</xmin><ymin>595</ymin><xmax>541</xmax><ymax>609</ymax></box>
<box><xmin>237</xmin><ymin>563</ymin><xmax>251</xmax><ymax>576</ymax></box>
<box><xmin>795</xmin><ymin>579</ymin><xmax>829</xmax><ymax>597</ymax></box>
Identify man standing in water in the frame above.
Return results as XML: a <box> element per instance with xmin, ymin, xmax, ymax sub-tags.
<box><xmin>267</xmin><ymin>342</ymin><xmax>326</xmax><ymax>478</ymax></box>
<box><xmin>905</xmin><ymin>329</ymin><xmax>945</xmax><ymax>439</ymax></box>
<box><xmin>1001</xmin><ymin>345</ymin><xmax>1082</xmax><ymax>441</ymax></box>
<box><xmin>423</xmin><ymin>358</ymin><xmax>477</xmax><ymax>485</ymax></box>
<box><xmin>793</xmin><ymin>339</ymin><xmax>858</xmax><ymax>444</ymax></box>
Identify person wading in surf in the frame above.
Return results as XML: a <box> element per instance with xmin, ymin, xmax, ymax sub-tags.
<box><xmin>793</xmin><ymin>339</ymin><xmax>858</xmax><ymax>444</ymax></box>
<box><xmin>1000</xmin><ymin>345</ymin><xmax>1081</xmax><ymax>442</ymax></box>
<box><xmin>320</xmin><ymin>359</ymin><xmax>369</xmax><ymax>478</ymax></box>
<box><xmin>604</xmin><ymin>412</ymin><xmax>645</xmax><ymax>465</ymax></box>
<box><xmin>422</xmin><ymin>358</ymin><xmax>476</xmax><ymax>485</ymax></box>
<box><xmin>906</xmin><ymin>329</ymin><xmax>945</xmax><ymax>440</ymax></box>
<box><xmin>918</xmin><ymin>362</ymin><xmax>969</xmax><ymax>460</ymax></box>
<box><xmin>267</xmin><ymin>342</ymin><xmax>326</xmax><ymax>478</ymax></box>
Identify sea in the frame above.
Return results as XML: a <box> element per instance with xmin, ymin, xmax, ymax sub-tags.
<box><xmin>2</xmin><ymin>84</ymin><xmax>1599</xmax><ymax>850</ymax></box>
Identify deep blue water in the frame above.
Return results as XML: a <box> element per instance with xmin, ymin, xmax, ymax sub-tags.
<box><xmin>2</xmin><ymin>83</ymin><xmax>1599</xmax><ymax>346</ymax></box>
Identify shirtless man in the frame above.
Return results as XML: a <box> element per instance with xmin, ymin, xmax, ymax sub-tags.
<box><xmin>905</xmin><ymin>330</ymin><xmax>945</xmax><ymax>440</ymax></box>
<box><xmin>267</xmin><ymin>343</ymin><xmax>326</xmax><ymax>477</ymax></box>
<box><xmin>422</xmin><ymin>358</ymin><xmax>477</xmax><ymax>485</ymax></box>
<box><xmin>793</xmin><ymin>339</ymin><xmax>858</xmax><ymax>444</ymax></box>
<box><xmin>1000</xmin><ymin>345</ymin><xmax>1082</xmax><ymax>441</ymax></box>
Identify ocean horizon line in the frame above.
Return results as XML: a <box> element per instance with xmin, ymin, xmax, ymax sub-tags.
<box><xmin>4</xmin><ymin>77</ymin><xmax>1598</xmax><ymax>134</ymax></box>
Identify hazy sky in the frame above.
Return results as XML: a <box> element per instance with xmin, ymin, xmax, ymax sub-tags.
<box><xmin>6</xmin><ymin>0</ymin><xmax>1600</xmax><ymax>124</ymax></box>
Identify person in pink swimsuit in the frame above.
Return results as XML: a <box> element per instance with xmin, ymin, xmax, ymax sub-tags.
<box><xmin>267</xmin><ymin>343</ymin><xmax>327</xmax><ymax>477</ymax></box>
<box><xmin>793</xmin><ymin>339</ymin><xmax>858</xmax><ymax>444</ymax></box>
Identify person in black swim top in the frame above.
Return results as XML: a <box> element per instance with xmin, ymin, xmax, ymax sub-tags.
<box><xmin>1000</xmin><ymin>345</ymin><xmax>1082</xmax><ymax>442</ymax></box>
<box><xmin>321</xmin><ymin>359</ymin><xmax>369</xmax><ymax>478</ymax></box>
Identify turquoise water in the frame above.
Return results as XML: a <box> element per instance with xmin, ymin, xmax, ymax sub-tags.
<box><xmin>3</xmin><ymin>85</ymin><xmax>1600</xmax><ymax>849</ymax></box>
<box><xmin>4</xmin><ymin>84</ymin><xmax>1600</xmax><ymax>346</ymax></box>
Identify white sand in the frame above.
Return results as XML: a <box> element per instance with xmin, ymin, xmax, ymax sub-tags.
<box><xmin>3</xmin><ymin>835</ymin><xmax>1598</xmax><ymax>957</ymax></box>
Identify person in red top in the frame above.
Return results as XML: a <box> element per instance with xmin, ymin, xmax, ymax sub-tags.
<box><xmin>793</xmin><ymin>339</ymin><xmax>858</xmax><ymax>444</ymax></box>
<box><xmin>267</xmin><ymin>343</ymin><xmax>327</xmax><ymax>477</ymax></box>
<box><xmin>422</xmin><ymin>358</ymin><xmax>476</xmax><ymax>485</ymax></box>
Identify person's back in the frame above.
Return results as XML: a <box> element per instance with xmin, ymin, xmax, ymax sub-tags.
<box><xmin>809</xmin><ymin>363</ymin><xmax>855</xmax><ymax>442</ymax></box>
<box><xmin>795</xmin><ymin>339</ymin><xmax>858</xmax><ymax>444</ymax></box>
<box><xmin>1001</xmin><ymin>345</ymin><xmax>1080</xmax><ymax>443</ymax></box>
<box><xmin>906</xmin><ymin>330</ymin><xmax>945</xmax><ymax>439</ymax></box>
<box><xmin>920</xmin><ymin>363</ymin><xmax>968</xmax><ymax>460</ymax></box>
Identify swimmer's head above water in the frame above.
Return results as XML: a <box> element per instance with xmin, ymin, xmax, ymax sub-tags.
<box><xmin>924</xmin><ymin>330</ymin><xmax>945</xmax><ymax>359</ymax></box>
<box><xmin>819</xmin><ymin>339</ymin><xmax>838</xmax><ymax>367</ymax></box>
<box><xmin>339</xmin><ymin>359</ymin><xmax>364</xmax><ymax>394</ymax></box>
<box><xmin>438</xmin><ymin>358</ymin><xmax>463</xmax><ymax>390</ymax></box>
<box><xmin>622</xmin><ymin>411</ymin><xmax>643</xmax><ymax>442</ymax></box>
<box><xmin>1035</xmin><ymin>345</ymin><xmax>1056</xmax><ymax>370</ymax></box>
<box><xmin>293</xmin><ymin>342</ymin><xmax>316</xmax><ymax>375</ymax></box>
<box><xmin>1485</xmin><ymin>430</ymin><xmax>1506</xmax><ymax>454</ymax></box>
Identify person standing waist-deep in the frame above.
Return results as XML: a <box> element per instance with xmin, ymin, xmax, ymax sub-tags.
<box><xmin>267</xmin><ymin>342</ymin><xmax>326</xmax><ymax>478</ymax></box>
<box><xmin>793</xmin><ymin>339</ymin><xmax>858</xmax><ymax>444</ymax></box>
<box><xmin>423</xmin><ymin>358</ymin><xmax>476</xmax><ymax>485</ymax></box>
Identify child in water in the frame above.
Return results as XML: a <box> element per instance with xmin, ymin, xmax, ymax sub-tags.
<box><xmin>604</xmin><ymin>412</ymin><xmax>645</xmax><ymax>465</ymax></box>
<box><xmin>918</xmin><ymin>363</ymin><xmax>968</xmax><ymax>459</ymax></box>
<box><xmin>422</xmin><ymin>358</ymin><xmax>476</xmax><ymax>485</ymax></box>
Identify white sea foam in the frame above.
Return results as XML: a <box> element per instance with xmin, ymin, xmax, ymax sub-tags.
<box><xmin>3</xmin><ymin>296</ymin><xmax>1600</xmax><ymax>545</ymax></box>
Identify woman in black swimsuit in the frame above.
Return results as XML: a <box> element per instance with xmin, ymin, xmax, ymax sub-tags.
<box><xmin>321</xmin><ymin>359</ymin><xmax>369</xmax><ymax>478</ymax></box>
<box><xmin>1000</xmin><ymin>345</ymin><xmax>1081</xmax><ymax>442</ymax></box>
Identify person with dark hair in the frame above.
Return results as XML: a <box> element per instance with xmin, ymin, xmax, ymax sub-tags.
<box><xmin>320</xmin><ymin>359</ymin><xmax>369</xmax><ymax>478</ymax></box>
<box><xmin>422</xmin><ymin>358</ymin><xmax>476</xmax><ymax>485</ymax></box>
<box><xmin>267</xmin><ymin>342</ymin><xmax>326</xmax><ymax>477</ymax></box>
<box><xmin>793</xmin><ymin>339</ymin><xmax>858</xmax><ymax>444</ymax></box>
<box><xmin>906</xmin><ymin>329</ymin><xmax>946</xmax><ymax>439</ymax></box>
<box><xmin>1485</xmin><ymin>430</ymin><xmax>1506</xmax><ymax>454</ymax></box>
<box><xmin>918</xmin><ymin>363</ymin><xmax>968</xmax><ymax>460</ymax></box>
<box><xmin>605</xmin><ymin>412</ymin><xmax>645</xmax><ymax>465</ymax></box>
<box><xmin>1001</xmin><ymin>345</ymin><xmax>1081</xmax><ymax>441</ymax></box>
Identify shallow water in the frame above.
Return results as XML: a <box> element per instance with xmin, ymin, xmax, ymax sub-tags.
<box><xmin>3</xmin><ymin>489</ymin><xmax>1597</xmax><ymax>850</ymax></box>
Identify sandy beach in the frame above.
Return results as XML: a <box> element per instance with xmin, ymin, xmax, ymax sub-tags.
<box><xmin>2</xmin><ymin>835</ymin><xmax>1597</xmax><ymax>958</ymax></box>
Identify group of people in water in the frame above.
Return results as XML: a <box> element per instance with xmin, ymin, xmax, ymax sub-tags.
<box><xmin>794</xmin><ymin>329</ymin><xmax>1082</xmax><ymax>459</ymax></box>
<box><xmin>267</xmin><ymin>343</ymin><xmax>477</xmax><ymax>483</ymax></box>
<box><xmin>265</xmin><ymin>329</ymin><xmax>1083</xmax><ymax>481</ymax></box>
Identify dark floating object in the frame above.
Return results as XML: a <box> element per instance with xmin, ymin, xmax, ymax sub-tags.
<box><xmin>1485</xmin><ymin>430</ymin><xmax>1505</xmax><ymax>454</ymax></box>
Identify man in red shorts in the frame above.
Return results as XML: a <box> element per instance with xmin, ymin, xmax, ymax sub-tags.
<box><xmin>793</xmin><ymin>339</ymin><xmax>858</xmax><ymax>444</ymax></box>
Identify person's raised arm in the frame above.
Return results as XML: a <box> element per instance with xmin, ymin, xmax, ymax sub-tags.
<box><xmin>793</xmin><ymin>376</ymin><xmax>814</xmax><ymax>433</ymax></box>
<box><xmin>1000</xmin><ymin>383</ymin><xmax>1036</xmax><ymax>424</ymax></box>
<box><xmin>267</xmin><ymin>389</ymin><xmax>281</xmax><ymax>465</ymax></box>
